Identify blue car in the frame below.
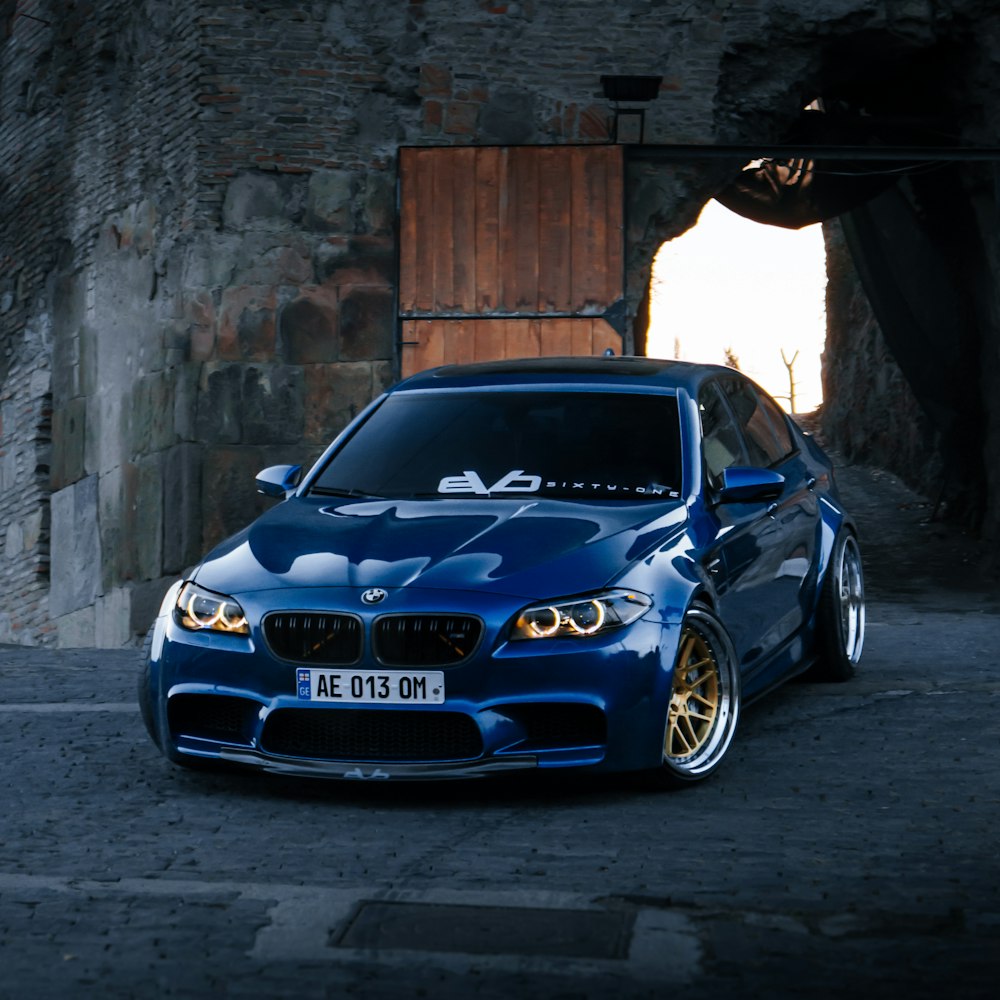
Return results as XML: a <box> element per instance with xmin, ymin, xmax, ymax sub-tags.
<box><xmin>139</xmin><ymin>356</ymin><xmax>865</xmax><ymax>785</ymax></box>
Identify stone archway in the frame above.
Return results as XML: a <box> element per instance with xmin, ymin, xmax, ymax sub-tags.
<box><xmin>621</xmin><ymin>26</ymin><xmax>1000</xmax><ymax>547</ymax></box>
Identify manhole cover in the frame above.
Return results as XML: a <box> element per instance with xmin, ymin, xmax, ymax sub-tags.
<box><xmin>333</xmin><ymin>901</ymin><xmax>634</xmax><ymax>959</ymax></box>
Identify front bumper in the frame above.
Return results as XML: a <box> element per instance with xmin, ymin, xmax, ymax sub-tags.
<box><xmin>140</xmin><ymin>585</ymin><xmax>680</xmax><ymax>779</ymax></box>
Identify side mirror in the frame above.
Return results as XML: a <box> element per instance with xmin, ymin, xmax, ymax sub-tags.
<box><xmin>717</xmin><ymin>466</ymin><xmax>785</xmax><ymax>504</ymax></box>
<box><xmin>255</xmin><ymin>464</ymin><xmax>302</xmax><ymax>499</ymax></box>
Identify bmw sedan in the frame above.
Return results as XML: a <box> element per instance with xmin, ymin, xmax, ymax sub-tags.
<box><xmin>139</xmin><ymin>356</ymin><xmax>864</xmax><ymax>785</ymax></box>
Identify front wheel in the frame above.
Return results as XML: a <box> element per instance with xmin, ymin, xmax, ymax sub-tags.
<box><xmin>811</xmin><ymin>530</ymin><xmax>865</xmax><ymax>681</ymax></box>
<box><xmin>648</xmin><ymin>605</ymin><xmax>741</xmax><ymax>787</ymax></box>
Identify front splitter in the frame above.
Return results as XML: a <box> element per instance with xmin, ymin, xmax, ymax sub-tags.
<box><xmin>217</xmin><ymin>747</ymin><xmax>539</xmax><ymax>780</ymax></box>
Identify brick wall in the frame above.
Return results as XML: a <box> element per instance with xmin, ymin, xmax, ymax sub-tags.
<box><xmin>0</xmin><ymin>2</ymin><xmax>53</xmax><ymax>642</ymax></box>
<box><xmin>1</xmin><ymin>0</ymin><xmax>203</xmax><ymax>644</ymax></box>
<box><xmin>2</xmin><ymin>0</ymin><xmax>1000</xmax><ymax>645</ymax></box>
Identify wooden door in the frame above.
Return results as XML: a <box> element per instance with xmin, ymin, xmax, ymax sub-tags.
<box><xmin>398</xmin><ymin>146</ymin><xmax>624</xmax><ymax>377</ymax></box>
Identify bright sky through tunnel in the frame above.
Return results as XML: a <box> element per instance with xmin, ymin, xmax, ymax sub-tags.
<box><xmin>646</xmin><ymin>200</ymin><xmax>827</xmax><ymax>414</ymax></box>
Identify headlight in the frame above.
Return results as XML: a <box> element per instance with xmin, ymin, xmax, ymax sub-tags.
<box><xmin>175</xmin><ymin>582</ymin><xmax>250</xmax><ymax>635</ymax></box>
<box><xmin>510</xmin><ymin>589</ymin><xmax>652</xmax><ymax>641</ymax></box>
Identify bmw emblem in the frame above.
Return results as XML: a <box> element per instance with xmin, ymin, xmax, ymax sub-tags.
<box><xmin>362</xmin><ymin>588</ymin><xmax>388</xmax><ymax>606</ymax></box>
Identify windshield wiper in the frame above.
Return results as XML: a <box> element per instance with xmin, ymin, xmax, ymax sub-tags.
<box><xmin>309</xmin><ymin>486</ymin><xmax>383</xmax><ymax>499</ymax></box>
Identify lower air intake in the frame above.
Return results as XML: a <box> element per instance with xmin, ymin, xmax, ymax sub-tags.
<box><xmin>168</xmin><ymin>694</ymin><xmax>258</xmax><ymax>744</ymax></box>
<box><xmin>261</xmin><ymin>708</ymin><xmax>483</xmax><ymax>762</ymax></box>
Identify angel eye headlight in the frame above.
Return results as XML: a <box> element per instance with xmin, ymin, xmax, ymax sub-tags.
<box><xmin>511</xmin><ymin>589</ymin><xmax>651</xmax><ymax>641</ymax></box>
<box><xmin>175</xmin><ymin>582</ymin><xmax>250</xmax><ymax>635</ymax></box>
<box><xmin>568</xmin><ymin>600</ymin><xmax>604</xmax><ymax>634</ymax></box>
<box><xmin>526</xmin><ymin>606</ymin><xmax>561</xmax><ymax>637</ymax></box>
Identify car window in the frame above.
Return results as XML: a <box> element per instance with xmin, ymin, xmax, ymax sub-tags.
<box><xmin>310</xmin><ymin>391</ymin><xmax>682</xmax><ymax>501</ymax></box>
<box><xmin>754</xmin><ymin>386</ymin><xmax>796</xmax><ymax>460</ymax></box>
<box><xmin>698</xmin><ymin>382</ymin><xmax>747</xmax><ymax>482</ymax></box>
<box><xmin>719</xmin><ymin>377</ymin><xmax>787</xmax><ymax>467</ymax></box>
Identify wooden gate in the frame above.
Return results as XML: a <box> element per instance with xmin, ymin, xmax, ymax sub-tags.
<box><xmin>398</xmin><ymin>146</ymin><xmax>625</xmax><ymax>377</ymax></box>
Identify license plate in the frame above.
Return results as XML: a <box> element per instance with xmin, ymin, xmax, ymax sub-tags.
<box><xmin>296</xmin><ymin>668</ymin><xmax>445</xmax><ymax>704</ymax></box>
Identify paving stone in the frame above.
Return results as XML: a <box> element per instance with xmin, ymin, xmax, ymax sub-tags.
<box><xmin>0</xmin><ymin>596</ymin><xmax>998</xmax><ymax>998</ymax></box>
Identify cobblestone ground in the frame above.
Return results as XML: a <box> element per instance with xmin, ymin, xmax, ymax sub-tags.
<box><xmin>1</xmin><ymin>462</ymin><xmax>998</xmax><ymax>999</ymax></box>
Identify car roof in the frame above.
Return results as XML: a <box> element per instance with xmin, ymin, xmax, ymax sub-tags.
<box><xmin>393</xmin><ymin>355</ymin><xmax>733</xmax><ymax>393</ymax></box>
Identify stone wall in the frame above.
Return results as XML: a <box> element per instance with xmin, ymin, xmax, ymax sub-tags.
<box><xmin>3</xmin><ymin>0</ymin><xmax>1000</xmax><ymax>645</ymax></box>
<box><xmin>821</xmin><ymin>218</ymin><xmax>941</xmax><ymax>491</ymax></box>
<box><xmin>2</xmin><ymin>0</ymin><xmax>205</xmax><ymax>645</ymax></box>
<box><xmin>963</xmin><ymin>13</ymin><xmax>1000</xmax><ymax>552</ymax></box>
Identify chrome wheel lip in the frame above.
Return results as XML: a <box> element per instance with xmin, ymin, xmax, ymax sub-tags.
<box><xmin>837</xmin><ymin>535</ymin><xmax>866</xmax><ymax>664</ymax></box>
<box><xmin>662</xmin><ymin>608</ymin><xmax>740</xmax><ymax>779</ymax></box>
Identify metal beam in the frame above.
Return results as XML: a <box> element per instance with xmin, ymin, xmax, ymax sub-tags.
<box><xmin>632</xmin><ymin>144</ymin><xmax>1000</xmax><ymax>162</ymax></box>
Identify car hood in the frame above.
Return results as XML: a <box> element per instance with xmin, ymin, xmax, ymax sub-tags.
<box><xmin>194</xmin><ymin>496</ymin><xmax>688</xmax><ymax>600</ymax></box>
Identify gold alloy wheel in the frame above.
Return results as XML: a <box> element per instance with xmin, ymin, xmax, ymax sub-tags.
<box><xmin>665</xmin><ymin>628</ymin><xmax>720</xmax><ymax>760</ymax></box>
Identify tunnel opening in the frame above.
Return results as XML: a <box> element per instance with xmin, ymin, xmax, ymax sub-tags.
<box><xmin>627</xmin><ymin>23</ymin><xmax>998</xmax><ymax>546</ymax></box>
<box><xmin>646</xmin><ymin>198</ymin><xmax>827</xmax><ymax>416</ymax></box>
<box><xmin>634</xmin><ymin>140</ymin><xmax>992</xmax><ymax>532</ymax></box>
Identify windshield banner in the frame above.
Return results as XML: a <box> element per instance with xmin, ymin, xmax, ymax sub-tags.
<box><xmin>438</xmin><ymin>470</ymin><xmax>677</xmax><ymax>498</ymax></box>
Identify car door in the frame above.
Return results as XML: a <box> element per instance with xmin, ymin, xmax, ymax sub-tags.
<box><xmin>716</xmin><ymin>376</ymin><xmax>821</xmax><ymax>674</ymax></box>
<box><xmin>697</xmin><ymin>378</ymin><xmax>815</xmax><ymax>677</ymax></box>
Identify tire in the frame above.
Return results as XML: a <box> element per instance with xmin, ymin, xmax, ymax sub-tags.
<box><xmin>648</xmin><ymin>604</ymin><xmax>741</xmax><ymax>787</ymax></box>
<box><xmin>811</xmin><ymin>530</ymin><xmax>865</xmax><ymax>681</ymax></box>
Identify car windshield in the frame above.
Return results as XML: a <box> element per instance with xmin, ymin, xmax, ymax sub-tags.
<box><xmin>309</xmin><ymin>390</ymin><xmax>682</xmax><ymax>501</ymax></box>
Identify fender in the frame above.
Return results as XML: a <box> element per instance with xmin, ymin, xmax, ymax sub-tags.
<box><xmin>815</xmin><ymin>494</ymin><xmax>846</xmax><ymax>578</ymax></box>
<box><xmin>808</xmin><ymin>494</ymin><xmax>847</xmax><ymax>621</ymax></box>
